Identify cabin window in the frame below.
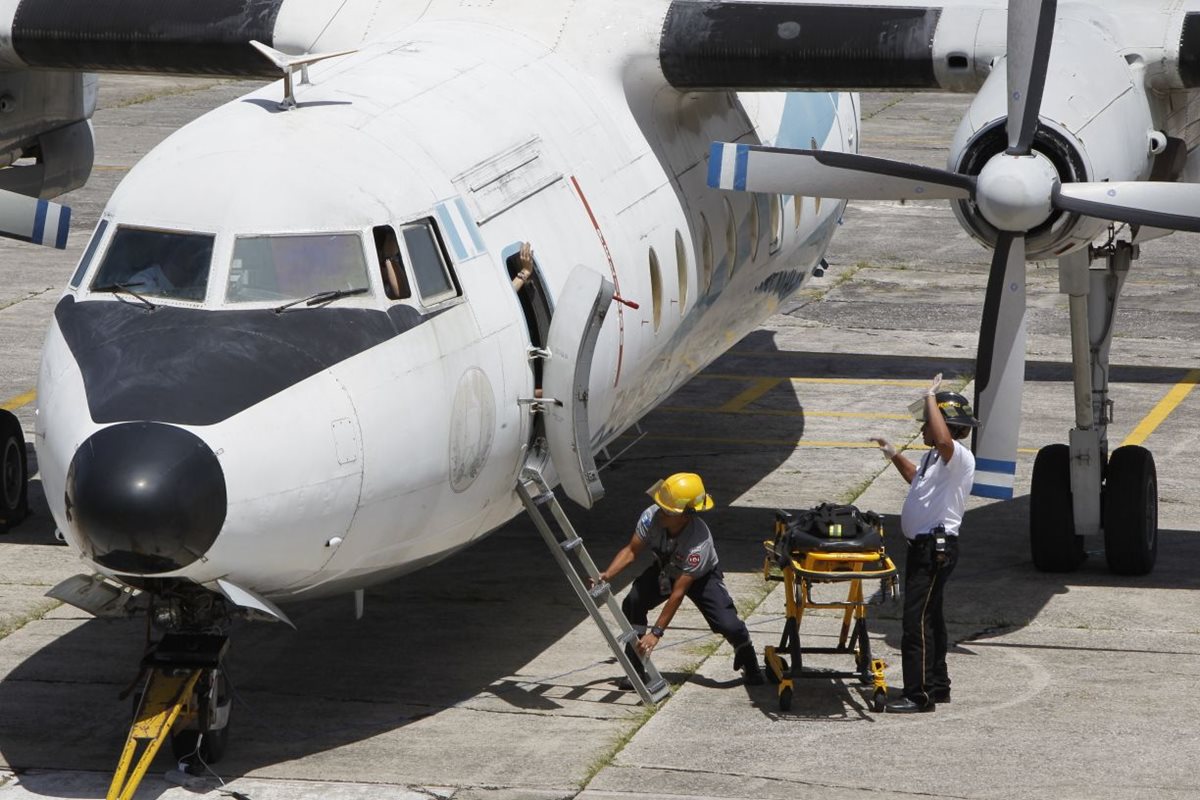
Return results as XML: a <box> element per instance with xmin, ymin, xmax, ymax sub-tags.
<box><xmin>649</xmin><ymin>246</ymin><xmax>662</xmax><ymax>332</ymax></box>
<box><xmin>724</xmin><ymin>198</ymin><xmax>737</xmax><ymax>277</ymax></box>
<box><xmin>675</xmin><ymin>229</ymin><xmax>688</xmax><ymax>315</ymax></box>
<box><xmin>700</xmin><ymin>212</ymin><xmax>713</xmax><ymax>290</ymax></box>
<box><xmin>373</xmin><ymin>225</ymin><xmax>411</xmax><ymax>301</ymax></box>
<box><xmin>402</xmin><ymin>221</ymin><xmax>458</xmax><ymax>305</ymax></box>
<box><xmin>91</xmin><ymin>226</ymin><xmax>214</xmax><ymax>303</ymax></box>
<box><xmin>226</xmin><ymin>232</ymin><xmax>369</xmax><ymax>304</ymax></box>
<box><xmin>749</xmin><ymin>196</ymin><xmax>761</xmax><ymax>263</ymax></box>
<box><xmin>70</xmin><ymin>219</ymin><xmax>109</xmax><ymax>288</ymax></box>
<box><xmin>769</xmin><ymin>195</ymin><xmax>782</xmax><ymax>253</ymax></box>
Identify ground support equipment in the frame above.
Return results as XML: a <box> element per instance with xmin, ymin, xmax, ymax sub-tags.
<box><xmin>762</xmin><ymin>507</ymin><xmax>897</xmax><ymax>713</ymax></box>
<box><xmin>107</xmin><ymin>633</ymin><xmax>228</xmax><ymax>800</ymax></box>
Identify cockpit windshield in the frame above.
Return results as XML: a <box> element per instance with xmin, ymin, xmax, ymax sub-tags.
<box><xmin>226</xmin><ymin>233</ymin><xmax>370</xmax><ymax>304</ymax></box>
<box><xmin>90</xmin><ymin>227</ymin><xmax>214</xmax><ymax>303</ymax></box>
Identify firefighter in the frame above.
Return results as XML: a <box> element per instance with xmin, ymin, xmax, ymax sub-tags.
<box><xmin>592</xmin><ymin>472</ymin><xmax>763</xmax><ymax>689</ymax></box>
<box><xmin>871</xmin><ymin>373</ymin><xmax>977</xmax><ymax>713</ymax></box>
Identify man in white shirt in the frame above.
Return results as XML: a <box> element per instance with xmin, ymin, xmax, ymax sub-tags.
<box><xmin>591</xmin><ymin>472</ymin><xmax>763</xmax><ymax>690</ymax></box>
<box><xmin>871</xmin><ymin>374</ymin><xmax>976</xmax><ymax>713</ymax></box>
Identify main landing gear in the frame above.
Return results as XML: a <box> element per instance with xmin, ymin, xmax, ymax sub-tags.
<box><xmin>1030</xmin><ymin>241</ymin><xmax>1157</xmax><ymax>576</ymax></box>
<box><xmin>0</xmin><ymin>408</ymin><xmax>29</xmax><ymax>533</ymax></box>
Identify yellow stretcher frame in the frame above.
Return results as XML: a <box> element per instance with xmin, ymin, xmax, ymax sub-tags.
<box><xmin>762</xmin><ymin>529</ymin><xmax>897</xmax><ymax>713</ymax></box>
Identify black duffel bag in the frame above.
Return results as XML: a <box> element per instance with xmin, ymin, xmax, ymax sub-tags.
<box><xmin>771</xmin><ymin>502</ymin><xmax>884</xmax><ymax>563</ymax></box>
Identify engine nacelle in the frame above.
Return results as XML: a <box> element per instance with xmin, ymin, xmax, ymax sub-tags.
<box><xmin>948</xmin><ymin>14</ymin><xmax>1157</xmax><ymax>260</ymax></box>
<box><xmin>0</xmin><ymin>70</ymin><xmax>95</xmax><ymax>199</ymax></box>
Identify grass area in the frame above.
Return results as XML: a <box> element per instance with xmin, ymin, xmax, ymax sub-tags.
<box><xmin>107</xmin><ymin>80</ymin><xmax>229</xmax><ymax>110</ymax></box>
<box><xmin>579</xmin><ymin>703</ymin><xmax>657</xmax><ymax>788</ymax></box>
<box><xmin>0</xmin><ymin>598</ymin><xmax>62</xmax><ymax>641</ymax></box>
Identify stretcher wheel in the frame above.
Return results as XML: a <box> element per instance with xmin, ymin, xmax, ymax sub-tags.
<box><xmin>871</xmin><ymin>689</ymin><xmax>887</xmax><ymax>713</ymax></box>
<box><xmin>779</xmin><ymin>686</ymin><xmax>793</xmax><ymax>712</ymax></box>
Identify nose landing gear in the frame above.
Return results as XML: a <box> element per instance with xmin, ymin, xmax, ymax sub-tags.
<box><xmin>109</xmin><ymin>633</ymin><xmax>230</xmax><ymax>800</ymax></box>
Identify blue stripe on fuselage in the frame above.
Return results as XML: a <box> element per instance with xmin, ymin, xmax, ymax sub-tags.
<box><xmin>776</xmin><ymin>92</ymin><xmax>838</xmax><ymax>150</ymax></box>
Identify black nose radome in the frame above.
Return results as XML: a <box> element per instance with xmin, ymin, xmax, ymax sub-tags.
<box><xmin>67</xmin><ymin>422</ymin><xmax>226</xmax><ymax>574</ymax></box>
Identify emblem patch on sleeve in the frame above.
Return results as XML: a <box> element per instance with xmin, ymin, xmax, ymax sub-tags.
<box><xmin>686</xmin><ymin>552</ymin><xmax>701</xmax><ymax>569</ymax></box>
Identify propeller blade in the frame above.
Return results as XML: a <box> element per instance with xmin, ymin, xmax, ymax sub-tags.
<box><xmin>707</xmin><ymin>143</ymin><xmax>975</xmax><ymax>200</ymax></box>
<box><xmin>0</xmin><ymin>189</ymin><xmax>70</xmax><ymax>249</ymax></box>
<box><xmin>972</xmin><ymin>233</ymin><xmax>1027</xmax><ymax>500</ymax></box>
<box><xmin>1053</xmin><ymin>181</ymin><xmax>1200</xmax><ymax>233</ymax></box>
<box><xmin>1006</xmin><ymin>0</ymin><xmax>1057</xmax><ymax>154</ymax></box>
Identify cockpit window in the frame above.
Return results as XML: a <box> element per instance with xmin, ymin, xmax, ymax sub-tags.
<box><xmin>90</xmin><ymin>227</ymin><xmax>214</xmax><ymax>303</ymax></box>
<box><xmin>402</xmin><ymin>222</ymin><xmax>457</xmax><ymax>304</ymax></box>
<box><xmin>70</xmin><ymin>219</ymin><xmax>109</xmax><ymax>288</ymax></box>
<box><xmin>227</xmin><ymin>233</ymin><xmax>369</xmax><ymax>304</ymax></box>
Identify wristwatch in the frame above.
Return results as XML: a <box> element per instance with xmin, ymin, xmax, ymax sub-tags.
<box><xmin>650</xmin><ymin>625</ymin><xmax>665</xmax><ymax>638</ymax></box>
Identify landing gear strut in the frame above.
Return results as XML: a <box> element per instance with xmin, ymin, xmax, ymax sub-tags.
<box><xmin>1030</xmin><ymin>240</ymin><xmax>1158</xmax><ymax>575</ymax></box>
<box><xmin>111</xmin><ymin>633</ymin><xmax>230</xmax><ymax>800</ymax></box>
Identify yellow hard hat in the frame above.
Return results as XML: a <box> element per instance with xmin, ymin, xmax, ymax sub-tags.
<box><xmin>648</xmin><ymin>472</ymin><xmax>714</xmax><ymax>514</ymax></box>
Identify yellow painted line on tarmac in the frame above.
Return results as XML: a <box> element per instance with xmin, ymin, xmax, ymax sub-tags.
<box><xmin>700</xmin><ymin>373</ymin><xmax>928</xmax><ymax>388</ymax></box>
<box><xmin>1</xmin><ymin>389</ymin><xmax>35</xmax><ymax>411</ymax></box>
<box><xmin>616</xmin><ymin>432</ymin><xmax>892</xmax><ymax>448</ymax></box>
<box><xmin>656</xmin><ymin>404</ymin><xmax>908</xmax><ymax>420</ymax></box>
<box><xmin>1121</xmin><ymin>369</ymin><xmax>1200</xmax><ymax>447</ymax></box>
<box><xmin>716</xmin><ymin>378</ymin><xmax>781</xmax><ymax>412</ymax></box>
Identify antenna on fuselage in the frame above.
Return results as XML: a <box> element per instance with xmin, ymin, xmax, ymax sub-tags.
<box><xmin>249</xmin><ymin>40</ymin><xmax>357</xmax><ymax>110</ymax></box>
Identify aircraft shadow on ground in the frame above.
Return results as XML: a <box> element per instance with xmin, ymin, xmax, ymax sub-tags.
<box><xmin>6</xmin><ymin>338</ymin><xmax>1196</xmax><ymax>779</ymax></box>
<box><xmin>0</xmin><ymin>330</ymin><xmax>807</xmax><ymax>787</ymax></box>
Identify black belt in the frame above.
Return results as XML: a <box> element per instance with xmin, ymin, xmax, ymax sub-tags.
<box><xmin>909</xmin><ymin>533</ymin><xmax>959</xmax><ymax>543</ymax></box>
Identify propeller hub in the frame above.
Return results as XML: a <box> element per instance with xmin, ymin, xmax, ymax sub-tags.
<box><xmin>975</xmin><ymin>152</ymin><xmax>1059</xmax><ymax>232</ymax></box>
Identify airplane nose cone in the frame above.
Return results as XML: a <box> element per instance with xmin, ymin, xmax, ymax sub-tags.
<box><xmin>67</xmin><ymin>422</ymin><xmax>226</xmax><ymax>574</ymax></box>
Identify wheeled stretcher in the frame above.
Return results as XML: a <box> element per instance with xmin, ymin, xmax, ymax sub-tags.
<box><xmin>761</xmin><ymin>504</ymin><xmax>898</xmax><ymax>712</ymax></box>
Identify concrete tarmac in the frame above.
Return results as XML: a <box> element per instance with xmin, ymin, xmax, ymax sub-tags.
<box><xmin>2</xmin><ymin>82</ymin><xmax>1200</xmax><ymax>800</ymax></box>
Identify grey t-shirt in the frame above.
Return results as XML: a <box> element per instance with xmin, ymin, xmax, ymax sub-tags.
<box><xmin>635</xmin><ymin>505</ymin><xmax>720</xmax><ymax>580</ymax></box>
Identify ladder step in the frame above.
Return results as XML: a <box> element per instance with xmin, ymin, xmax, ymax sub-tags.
<box><xmin>646</xmin><ymin>678</ymin><xmax>670</xmax><ymax>702</ymax></box>
<box><xmin>618</xmin><ymin>629</ymin><xmax>639</xmax><ymax>646</ymax></box>
<box><xmin>560</xmin><ymin>537</ymin><xmax>583</xmax><ymax>552</ymax></box>
<box><xmin>588</xmin><ymin>583</ymin><xmax>610</xmax><ymax>602</ymax></box>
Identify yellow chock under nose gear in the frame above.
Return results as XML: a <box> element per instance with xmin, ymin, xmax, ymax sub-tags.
<box><xmin>648</xmin><ymin>472</ymin><xmax>715</xmax><ymax>514</ymax></box>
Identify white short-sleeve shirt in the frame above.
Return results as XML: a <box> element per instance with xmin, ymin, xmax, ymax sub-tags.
<box><xmin>900</xmin><ymin>440</ymin><xmax>976</xmax><ymax>539</ymax></box>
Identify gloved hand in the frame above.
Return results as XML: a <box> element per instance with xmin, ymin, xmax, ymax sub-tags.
<box><xmin>870</xmin><ymin>437</ymin><xmax>896</xmax><ymax>459</ymax></box>
<box><xmin>926</xmin><ymin>372</ymin><xmax>943</xmax><ymax>397</ymax></box>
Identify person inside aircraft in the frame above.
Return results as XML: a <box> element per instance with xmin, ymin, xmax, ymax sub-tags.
<box><xmin>590</xmin><ymin>472</ymin><xmax>764</xmax><ymax>690</ymax></box>
<box><xmin>870</xmin><ymin>374</ymin><xmax>977</xmax><ymax>713</ymax></box>
<box><xmin>373</xmin><ymin>225</ymin><xmax>411</xmax><ymax>300</ymax></box>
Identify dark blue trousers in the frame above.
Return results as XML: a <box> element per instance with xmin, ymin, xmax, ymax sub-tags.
<box><xmin>901</xmin><ymin>535</ymin><xmax>959</xmax><ymax>702</ymax></box>
<box><xmin>621</xmin><ymin>562</ymin><xmax>752</xmax><ymax>669</ymax></box>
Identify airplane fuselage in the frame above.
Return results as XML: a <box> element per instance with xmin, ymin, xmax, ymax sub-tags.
<box><xmin>35</xmin><ymin>10</ymin><xmax>855</xmax><ymax>603</ymax></box>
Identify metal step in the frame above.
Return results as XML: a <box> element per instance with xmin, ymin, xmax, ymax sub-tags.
<box><xmin>516</xmin><ymin>468</ymin><xmax>670</xmax><ymax>707</ymax></box>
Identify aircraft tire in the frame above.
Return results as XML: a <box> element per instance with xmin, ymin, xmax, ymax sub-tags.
<box><xmin>1030</xmin><ymin>444</ymin><xmax>1085</xmax><ymax>572</ymax></box>
<box><xmin>0</xmin><ymin>410</ymin><xmax>28</xmax><ymax>533</ymax></box>
<box><xmin>1102</xmin><ymin>445</ymin><xmax>1157</xmax><ymax>576</ymax></box>
<box><xmin>171</xmin><ymin>670</ymin><xmax>231</xmax><ymax>764</ymax></box>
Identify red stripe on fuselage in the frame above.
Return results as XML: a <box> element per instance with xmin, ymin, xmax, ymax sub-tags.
<box><xmin>570</xmin><ymin>175</ymin><xmax>623</xmax><ymax>386</ymax></box>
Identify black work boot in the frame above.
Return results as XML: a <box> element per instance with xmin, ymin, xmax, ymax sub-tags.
<box><xmin>733</xmin><ymin>644</ymin><xmax>765</xmax><ymax>685</ymax></box>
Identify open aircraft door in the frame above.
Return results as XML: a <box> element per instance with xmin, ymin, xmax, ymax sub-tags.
<box><xmin>539</xmin><ymin>265</ymin><xmax>614</xmax><ymax>509</ymax></box>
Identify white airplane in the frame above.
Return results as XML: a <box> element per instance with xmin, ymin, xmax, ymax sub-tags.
<box><xmin>0</xmin><ymin>0</ymin><xmax>1196</xmax><ymax>781</ymax></box>
<box><xmin>1</xmin><ymin>0</ymin><xmax>858</xmax><ymax>777</ymax></box>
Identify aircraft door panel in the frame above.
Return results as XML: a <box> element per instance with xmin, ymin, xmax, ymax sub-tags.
<box><xmin>541</xmin><ymin>264</ymin><xmax>614</xmax><ymax>509</ymax></box>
